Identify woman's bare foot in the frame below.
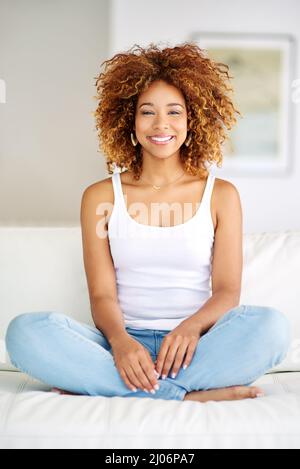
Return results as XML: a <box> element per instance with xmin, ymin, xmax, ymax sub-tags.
<box><xmin>183</xmin><ymin>385</ymin><xmax>264</xmax><ymax>403</ymax></box>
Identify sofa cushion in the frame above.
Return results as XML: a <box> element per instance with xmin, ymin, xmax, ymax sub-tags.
<box><xmin>240</xmin><ymin>231</ymin><xmax>300</xmax><ymax>372</ymax></box>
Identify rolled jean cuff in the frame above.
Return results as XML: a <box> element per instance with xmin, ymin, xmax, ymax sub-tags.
<box><xmin>173</xmin><ymin>386</ymin><xmax>186</xmax><ymax>401</ymax></box>
<box><xmin>160</xmin><ymin>380</ymin><xmax>186</xmax><ymax>401</ymax></box>
<box><xmin>127</xmin><ymin>379</ymin><xmax>187</xmax><ymax>401</ymax></box>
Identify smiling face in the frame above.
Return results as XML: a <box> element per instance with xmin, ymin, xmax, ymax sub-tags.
<box><xmin>134</xmin><ymin>80</ymin><xmax>188</xmax><ymax>161</ymax></box>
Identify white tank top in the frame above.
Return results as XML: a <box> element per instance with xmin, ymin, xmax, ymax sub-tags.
<box><xmin>108</xmin><ymin>171</ymin><xmax>216</xmax><ymax>330</ymax></box>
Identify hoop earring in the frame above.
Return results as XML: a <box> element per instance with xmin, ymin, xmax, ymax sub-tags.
<box><xmin>184</xmin><ymin>133</ymin><xmax>192</xmax><ymax>147</ymax></box>
<box><xmin>131</xmin><ymin>132</ymin><xmax>138</xmax><ymax>147</ymax></box>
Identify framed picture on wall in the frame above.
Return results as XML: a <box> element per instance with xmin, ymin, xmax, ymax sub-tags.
<box><xmin>189</xmin><ymin>32</ymin><xmax>296</xmax><ymax>176</ymax></box>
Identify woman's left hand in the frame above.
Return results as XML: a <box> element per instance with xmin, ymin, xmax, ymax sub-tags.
<box><xmin>155</xmin><ymin>319</ymin><xmax>202</xmax><ymax>379</ymax></box>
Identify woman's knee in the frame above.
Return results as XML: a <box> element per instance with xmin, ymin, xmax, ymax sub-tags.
<box><xmin>258</xmin><ymin>306</ymin><xmax>292</xmax><ymax>357</ymax></box>
<box><xmin>5</xmin><ymin>311</ymin><xmax>54</xmax><ymax>357</ymax></box>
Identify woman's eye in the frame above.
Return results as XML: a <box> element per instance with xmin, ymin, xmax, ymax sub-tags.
<box><xmin>141</xmin><ymin>111</ymin><xmax>180</xmax><ymax>115</ymax></box>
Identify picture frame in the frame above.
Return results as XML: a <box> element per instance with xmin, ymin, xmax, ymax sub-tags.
<box><xmin>189</xmin><ymin>32</ymin><xmax>296</xmax><ymax>176</ymax></box>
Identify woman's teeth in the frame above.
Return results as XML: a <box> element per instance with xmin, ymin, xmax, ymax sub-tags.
<box><xmin>148</xmin><ymin>136</ymin><xmax>175</xmax><ymax>144</ymax></box>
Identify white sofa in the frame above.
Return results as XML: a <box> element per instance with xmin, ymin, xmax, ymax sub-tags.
<box><xmin>0</xmin><ymin>227</ymin><xmax>300</xmax><ymax>449</ymax></box>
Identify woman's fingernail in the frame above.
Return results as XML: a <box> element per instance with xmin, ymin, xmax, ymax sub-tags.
<box><xmin>132</xmin><ymin>387</ymin><xmax>137</xmax><ymax>392</ymax></box>
<box><xmin>183</xmin><ymin>364</ymin><xmax>188</xmax><ymax>370</ymax></box>
<box><xmin>162</xmin><ymin>375</ymin><xmax>166</xmax><ymax>380</ymax></box>
<box><xmin>171</xmin><ymin>372</ymin><xmax>177</xmax><ymax>379</ymax></box>
<box><xmin>154</xmin><ymin>384</ymin><xmax>160</xmax><ymax>391</ymax></box>
<box><xmin>150</xmin><ymin>389</ymin><xmax>156</xmax><ymax>394</ymax></box>
<box><xmin>143</xmin><ymin>388</ymin><xmax>149</xmax><ymax>393</ymax></box>
<box><xmin>256</xmin><ymin>392</ymin><xmax>264</xmax><ymax>398</ymax></box>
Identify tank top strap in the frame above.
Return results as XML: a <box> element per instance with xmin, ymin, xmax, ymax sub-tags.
<box><xmin>201</xmin><ymin>173</ymin><xmax>216</xmax><ymax>209</ymax></box>
<box><xmin>111</xmin><ymin>171</ymin><xmax>123</xmax><ymax>208</ymax></box>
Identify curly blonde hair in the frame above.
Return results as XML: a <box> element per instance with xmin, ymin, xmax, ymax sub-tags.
<box><xmin>93</xmin><ymin>41</ymin><xmax>240</xmax><ymax>181</ymax></box>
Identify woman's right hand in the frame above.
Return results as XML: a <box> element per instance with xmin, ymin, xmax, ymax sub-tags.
<box><xmin>110</xmin><ymin>334</ymin><xmax>159</xmax><ymax>393</ymax></box>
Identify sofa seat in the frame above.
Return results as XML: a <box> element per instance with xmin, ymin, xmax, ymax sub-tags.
<box><xmin>1</xmin><ymin>370</ymin><xmax>300</xmax><ymax>449</ymax></box>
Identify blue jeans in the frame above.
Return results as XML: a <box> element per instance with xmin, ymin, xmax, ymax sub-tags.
<box><xmin>5</xmin><ymin>305</ymin><xmax>291</xmax><ymax>401</ymax></box>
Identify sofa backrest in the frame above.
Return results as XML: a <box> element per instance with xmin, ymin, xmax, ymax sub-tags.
<box><xmin>0</xmin><ymin>227</ymin><xmax>299</xmax><ymax>372</ymax></box>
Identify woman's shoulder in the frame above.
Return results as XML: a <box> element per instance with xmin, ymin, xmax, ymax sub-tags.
<box><xmin>213</xmin><ymin>177</ymin><xmax>240</xmax><ymax>197</ymax></box>
<box><xmin>82</xmin><ymin>175</ymin><xmax>115</xmax><ymax>204</ymax></box>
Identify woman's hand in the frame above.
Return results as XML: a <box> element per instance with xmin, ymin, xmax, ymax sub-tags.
<box><xmin>110</xmin><ymin>334</ymin><xmax>159</xmax><ymax>393</ymax></box>
<box><xmin>155</xmin><ymin>319</ymin><xmax>202</xmax><ymax>379</ymax></box>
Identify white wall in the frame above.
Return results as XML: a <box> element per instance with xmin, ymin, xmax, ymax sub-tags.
<box><xmin>110</xmin><ymin>0</ymin><xmax>300</xmax><ymax>234</ymax></box>
<box><xmin>0</xmin><ymin>0</ymin><xmax>110</xmax><ymax>226</ymax></box>
<box><xmin>0</xmin><ymin>0</ymin><xmax>299</xmax><ymax>233</ymax></box>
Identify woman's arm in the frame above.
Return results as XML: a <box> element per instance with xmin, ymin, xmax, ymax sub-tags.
<box><xmin>187</xmin><ymin>179</ymin><xmax>243</xmax><ymax>334</ymax></box>
<box><xmin>80</xmin><ymin>181</ymin><xmax>128</xmax><ymax>345</ymax></box>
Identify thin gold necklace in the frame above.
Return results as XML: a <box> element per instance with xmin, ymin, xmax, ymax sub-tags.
<box><xmin>140</xmin><ymin>170</ymin><xmax>186</xmax><ymax>190</ymax></box>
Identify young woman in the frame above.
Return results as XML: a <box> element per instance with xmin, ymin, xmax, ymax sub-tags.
<box><xmin>5</xmin><ymin>43</ymin><xmax>291</xmax><ymax>403</ymax></box>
